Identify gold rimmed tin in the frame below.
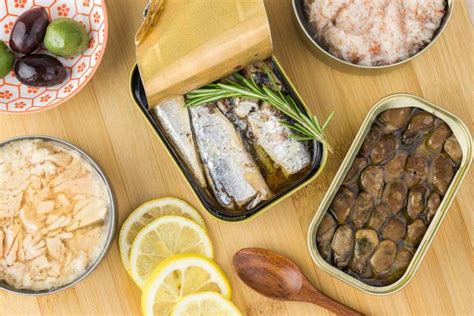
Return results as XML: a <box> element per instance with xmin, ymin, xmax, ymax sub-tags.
<box><xmin>130</xmin><ymin>59</ymin><xmax>328</xmax><ymax>223</ymax></box>
<box><xmin>307</xmin><ymin>93</ymin><xmax>472</xmax><ymax>295</ymax></box>
<box><xmin>130</xmin><ymin>0</ymin><xmax>329</xmax><ymax>222</ymax></box>
<box><xmin>292</xmin><ymin>0</ymin><xmax>454</xmax><ymax>72</ymax></box>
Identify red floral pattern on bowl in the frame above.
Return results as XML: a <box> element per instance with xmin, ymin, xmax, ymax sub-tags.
<box><xmin>0</xmin><ymin>0</ymin><xmax>108</xmax><ymax>114</ymax></box>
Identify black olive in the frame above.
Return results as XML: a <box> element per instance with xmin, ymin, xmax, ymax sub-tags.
<box><xmin>15</xmin><ymin>54</ymin><xmax>67</xmax><ymax>87</ymax></box>
<box><xmin>10</xmin><ymin>7</ymin><xmax>50</xmax><ymax>54</ymax></box>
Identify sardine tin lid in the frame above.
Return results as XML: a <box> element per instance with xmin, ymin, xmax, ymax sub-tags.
<box><xmin>135</xmin><ymin>0</ymin><xmax>273</xmax><ymax>107</ymax></box>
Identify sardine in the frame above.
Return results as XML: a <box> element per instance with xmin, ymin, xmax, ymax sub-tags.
<box><xmin>247</xmin><ymin>102</ymin><xmax>311</xmax><ymax>175</ymax></box>
<box><xmin>219</xmin><ymin>97</ymin><xmax>311</xmax><ymax>177</ymax></box>
<box><xmin>216</xmin><ymin>100</ymin><xmax>279</xmax><ymax>186</ymax></box>
<box><xmin>190</xmin><ymin>104</ymin><xmax>271</xmax><ymax>209</ymax></box>
<box><xmin>152</xmin><ymin>97</ymin><xmax>206</xmax><ymax>187</ymax></box>
<box><xmin>239</xmin><ymin>62</ymin><xmax>312</xmax><ymax>176</ymax></box>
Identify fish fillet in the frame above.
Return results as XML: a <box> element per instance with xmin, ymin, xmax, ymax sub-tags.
<box><xmin>190</xmin><ymin>104</ymin><xmax>271</xmax><ymax>209</ymax></box>
<box><xmin>219</xmin><ymin>98</ymin><xmax>311</xmax><ymax>176</ymax></box>
<box><xmin>153</xmin><ymin>97</ymin><xmax>206</xmax><ymax>187</ymax></box>
<box><xmin>240</xmin><ymin>63</ymin><xmax>311</xmax><ymax>175</ymax></box>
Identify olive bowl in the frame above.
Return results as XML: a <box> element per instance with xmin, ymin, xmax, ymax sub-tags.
<box><xmin>0</xmin><ymin>0</ymin><xmax>108</xmax><ymax>114</ymax></box>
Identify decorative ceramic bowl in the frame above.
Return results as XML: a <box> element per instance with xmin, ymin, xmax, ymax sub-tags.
<box><xmin>0</xmin><ymin>0</ymin><xmax>108</xmax><ymax>114</ymax></box>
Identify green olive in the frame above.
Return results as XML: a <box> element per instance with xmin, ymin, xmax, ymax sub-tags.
<box><xmin>0</xmin><ymin>41</ymin><xmax>15</xmax><ymax>78</ymax></box>
<box><xmin>44</xmin><ymin>18</ymin><xmax>89</xmax><ymax>57</ymax></box>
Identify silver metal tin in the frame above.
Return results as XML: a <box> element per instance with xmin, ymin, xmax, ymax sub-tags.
<box><xmin>307</xmin><ymin>93</ymin><xmax>473</xmax><ymax>295</ymax></box>
<box><xmin>292</xmin><ymin>0</ymin><xmax>454</xmax><ymax>72</ymax></box>
<box><xmin>0</xmin><ymin>135</ymin><xmax>117</xmax><ymax>296</ymax></box>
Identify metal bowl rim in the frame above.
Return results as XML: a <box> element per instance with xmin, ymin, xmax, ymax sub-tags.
<box><xmin>0</xmin><ymin>135</ymin><xmax>117</xmax><ymax>296</ymax></box>
<box><xmin>292</xmin><ymin>0</ymin><xmax>454</xmax><ymax>70</ymax></box>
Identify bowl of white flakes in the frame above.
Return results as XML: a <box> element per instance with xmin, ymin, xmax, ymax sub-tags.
<box><xmin>0</xmin><ymin>135</ymin><xmax>116</xmax><ymax>295</ymax></box>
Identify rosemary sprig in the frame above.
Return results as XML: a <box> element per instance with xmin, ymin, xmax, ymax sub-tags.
<box><xmin>185</xmin><ymin>73</ymin><xmax>334</xmax><ymax>152</ymax></box>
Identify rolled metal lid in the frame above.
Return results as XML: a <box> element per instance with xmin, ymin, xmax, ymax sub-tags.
<box><xmin>135</xmin><ymin>0</ymin><xmax>273</xmax><ymax>108</ymax></box>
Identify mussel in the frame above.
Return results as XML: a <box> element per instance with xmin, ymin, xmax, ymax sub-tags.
<box><xmin>350</xmin><ymin>229</ymin><xmax>379</xmax><ymax>274</ymax></box>
<box><xmin>343</xmin><ymin>157</ymin><xmax>368</xmax><ymax>185</ymax></box>
<box><xmin>425</xmin><ymin>192</ymin><xmax>441</xmax><ymax>222</ymax></box>
<box><xmin>370</xmin><ymin>135</ymin><xmax>399</xmax><ymax>164</ymax></box>
<box><xmin>382</xmin><ymin>181</ymin><xmax>408</xmax><ymax>214</ymax></box>
<box><xmin>384</xmin><ymin>151</ymin><xmax>408</xmax><ymax>183</ymax></box>
<box><xmin>360</xmin><ymin>166</ymin><xmax>385</xmax><ymax>198</ymax></box>
<box><xmin>359</xmin><ymin>125</ymin><xmax>382</xmax><ymax>157</ymax></box>
<box><xmin>368</xmin><ymin>203</ymin><xmax>390</xmax><ymax>231</ymax></box>
<box><xmin>352</xmin><ymin>192</ymin><xmax>375</xmax><ymax>229</ymax></box>
<box><xmin>430</xmin><ymin>155</ymin><xmax>454</xmax><ymax>195</ymax></box>
<box><xmin>406</xmin><ymin>219</ymin><xmax>427</xmax><ymax>247</ymax></box>
<box><xmin>379</xmin><ymin>107</ymin><xmax>412</xmax><ymax>132</ymax></box>
<box><xmin>331</xmin><ymin>225</ymin><xmax>354</xmax><ymax>268</ymax></box>
<box><xmin>402</xmin><ymin>112</ymin><xmax>435</xmax><ymax>145</ymax></box>
<box><xmin>426</xmin><ymin>123</ymin><xmax>452</xmax><ymax>152</ymax></box>
<box><xmin>316</xmin><ymin>213</ymin><xmax>337</xmax><ymax>262</ymax></box>
<box><xmin>407</xmin><ymin>186</ymin><xmax>428</xmax><ymax>219</ymax></box>
<box><xmin>330</xmin><ymin>187</ymin><xmax>356</xmax><ymax>224</ymax></box>
<box><xmin>444</xmin><ymin>135</ymin><xmax>462</xmax><ymax>164</ymax></box>
<box><xmin>405</xmin><ymin>154</ymin><xmax>430</xmax><ymax>187</ymax></box>
<box><xmin>370</xmin><ymin>240</ymin><xmax>397</xmax><ymax>276</ymax></box>
<box><xmin>382</xmin><ymin>217</ymin><xmax>407</xmax><ymax>243</ymax></box>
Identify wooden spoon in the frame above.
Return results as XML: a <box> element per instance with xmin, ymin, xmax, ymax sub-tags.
<box><xmin>233</xmin><ymin>248</ymin><xmax>363</xmax><ymax>316</ymax></box>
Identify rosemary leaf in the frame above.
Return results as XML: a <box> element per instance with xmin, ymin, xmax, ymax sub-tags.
<box><xmin>289</xmin><ymin>134</ymin><xmax>315</xmax><ymax>141</ymax></box>
<box><xmin>187</xmin><ymin>93</ymin><xmax>238</xmax><ymax>107</ymax></box>
<box><xmin>184</xmin><ymin>70</ymin><xmax>333</xmax><ymax>150</ymax></box>
<box><xmin>322</xmin><ymin>111</ymin><xmax>335</xmax><ymax>131</ymax></box>
<box><xmin>188</xmin><ymin>89</ymin><xmax>223</xmax><ymax>94</ymax></box>
<box><xmin>243</xmin><ymin>79</ymin><xmax>262</xmax><ymax>95</ymax></box>
<box><xmin>217</xmin><ymin>83</ymin><xmax>261</xmax><ymax>100</ymax></box>
<box><xmin>280</xmin><ymin>120</ymin><xmax>311</xmax><ymax>136</ymax></box>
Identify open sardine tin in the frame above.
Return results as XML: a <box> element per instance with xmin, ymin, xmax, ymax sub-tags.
<box><xmin>131</xmin><ymin>0</ymin><xmax>328</xmax><ymax>222</ymax></box>
<box><xmin>308</xmin><ymin>94</ymin><xmax>473</xmax><ymax>295</ymax></box>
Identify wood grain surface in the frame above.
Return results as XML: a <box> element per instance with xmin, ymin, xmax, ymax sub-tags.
<box><xmin>0</xmin><ymin>0</ymin><xmax>472</xmax><ymax>315</ymax></box>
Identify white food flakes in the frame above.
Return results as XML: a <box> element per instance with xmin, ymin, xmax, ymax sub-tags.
<box><xmin>0</xmin><ymin>140</ymin><xmax>109</xmax><ymax>291</ymax></box>
<box><xmin>305</xmin><ymin>0</ymin><xmax>446</xmax><ymax>66</ymax></box>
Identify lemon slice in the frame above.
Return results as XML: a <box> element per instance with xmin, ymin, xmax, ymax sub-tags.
<box><xmin>119</xmin><ymin>198</ymin><xmax>205</xmax><ymax>271</ymax></box>
<box><xmin>130</xmin><ymin>216</ymin><xmax>213</xmax><ymax>288</ymax></box>
<box><xmin>171</xmin><ymin>292</ymin><xmax>241</xmax><ymax>316</ymax></box>
<box><xmin>142</xmin><ymin>254</ymin><xmax>231</xmax><ymax>316</ymax></box>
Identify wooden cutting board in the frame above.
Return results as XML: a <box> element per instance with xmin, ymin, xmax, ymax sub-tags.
<box><xmin>0</xmin><ymin>0</ymin><xmax>472</xmax><ymax>315</ymax></box>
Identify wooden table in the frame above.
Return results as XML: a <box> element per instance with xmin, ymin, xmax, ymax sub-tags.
<box><xmin>1</xmin><ymin>1</ymin><xmax>472</xmax><ymax>315</ymax></box>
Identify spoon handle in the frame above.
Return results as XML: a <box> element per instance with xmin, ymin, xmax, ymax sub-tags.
<box><xmin>300</xmin><ymin>281</ymin><xmax>364</xmax><ymax>316</ymax></box>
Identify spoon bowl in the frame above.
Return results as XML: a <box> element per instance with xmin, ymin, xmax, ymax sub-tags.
<box><xmin>233</xmin><ymin>248</ymin><xmax>363</xmax><ymax>316</ymax></box>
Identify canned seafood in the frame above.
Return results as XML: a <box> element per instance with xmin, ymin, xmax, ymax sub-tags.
<box><xmin>292</xmin><ymin>0</ymin><xmax>454</xmax><ymax>72</ymax></box>
<box><xmin>130</xmin><ymin>58</ymin><xmax>328</xmax><ymax>222</ymax></box>
<box><xmin>0</xmin><ymin>135</ymin><xmax>117</xmax><ymax>296</ymax></box>
<box><xmin>307</xmin><ymin>93</ymin><xmax>472</xmax><ymax>295</ymax></box>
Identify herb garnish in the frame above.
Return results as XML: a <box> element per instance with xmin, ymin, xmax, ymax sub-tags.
<box><xmin>185</xmin><ymin>71</ymin><xmax>334</xmax><ymax>151</ymax></box>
